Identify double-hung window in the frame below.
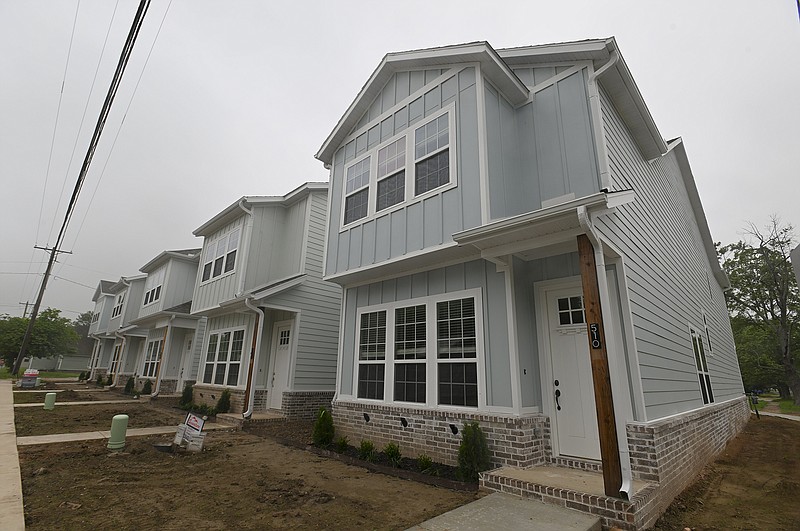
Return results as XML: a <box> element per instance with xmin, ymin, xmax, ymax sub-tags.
<box><xmin>143</xmin><ymin>339</ymin><xmax>162</xmax><ymax>378</ymax></box>
<box><xmin>341</xmin><ymin>106</ymin><xmax>454</xmax><ymax>228</ymax></box>
<box><xmin>201</xmin><ymin>228</ymin><xmax>240</xmax><ymax>282</ymax></box>
<box><xmin>355</xmin><ymin>291</ymin><xmax>481</xmax><ymax>408</ymax></box>
<box><xmin>111</xmin><ymin>293</ymin><xmax>125</xmax><ymax>318</ymax></box>
<box><xmin>203</xmin><ymin>328</ymin><xmax>245</xmax><ymax>386</ymax></box>
<box><xmin>691</xmin><ymin>327</ymin><xmax>714</xmax><ymax>404</ymax></box>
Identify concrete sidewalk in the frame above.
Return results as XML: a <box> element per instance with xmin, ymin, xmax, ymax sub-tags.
<box><xmin>755</xmin><ymin>410</ymin><xmax>800</xmax><ymax>421</ymax></box>
<box><xmin>0</xmin><ymin>380</ymin><xmax>26</xmax><ymax>530</ymax></box>
<box><xmin>14</xmin><ymin>399</ymin><xmax>141</xmax><ymax>408</ymax></box>
<box><xmin>17</xmin><ymin>422</ymin><xmax>230</xmax><ymax>446</ymax></box>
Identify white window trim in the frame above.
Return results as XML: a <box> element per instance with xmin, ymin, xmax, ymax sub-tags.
<box><xmin>111</xmin><ymin>293</ymin><xmax>124</xmax><ymax>319</ymax></box>
<box><xmin>689</xmin><ymin>325</ymin><xmax>714</xmax><ymax>405</ymax></box>
<box><xmin>109</xmin><ymin>343</ymin><xmax>123</xmax><ymax>375</ymax></box>
<box><xmin>201</xmin><ymin>326</ymin><xmax>246</xmax><ymax>387</ymax></box>
<box><xmin>339</xmin><ymin>103</ymin><xmax>458</xmax><ymax>231</ymax></box>
<box><xmin>199</xmin><ymin>228</ymin><xmax>241</xmax><ymax>285</ymax></box>
<box><xmin>350</xmin><ymin>287</ymin><xmax>485</xmax><ymax>411</ymax></box>
<box><xmin>142</xmin><ymin>339</ymin><xmax>162</xmax><ymax>379</ymax></box>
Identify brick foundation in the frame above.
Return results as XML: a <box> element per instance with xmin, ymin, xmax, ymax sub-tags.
<box><xmin>282</xmin><ymin>391</ymin><xmax>335</xmax><ymax>420</ymax></box>
<box><xmin>192</xmin><ymin>385</ymin><xmax>268</xmax><ymax>414</ymax></box>
<box><xmin>331</xmin><ymin>400</ymin><xmax>550</xmax><ymax>467</ymax></box>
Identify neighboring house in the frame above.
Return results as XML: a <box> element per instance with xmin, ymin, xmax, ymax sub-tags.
<box><xmin>88</xmin><ymin>275</ymin><xmax>147</xmax><ymax>384</ymax></box>
<box><xmin>128</xmin><ymin>249</ymin><xmax>204</xmax><ymax>394</ymax></box>
<box><xmin>189</xmin><ymin>183</ymin><xmax>341</xmax><ymax>419</ymax></box>
<box><xmin>315</xmin><ymin>38</ymin><xmax>748</xmax><ymax>529</ymax></box>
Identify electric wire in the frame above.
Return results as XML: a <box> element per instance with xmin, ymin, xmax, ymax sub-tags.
<box><xmin>20</xmin><ymin>0</ymin><xmax>82</xmax><ymax>306</ymax></box>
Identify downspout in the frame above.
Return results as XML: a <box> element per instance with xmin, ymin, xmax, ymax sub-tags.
<box><xmin>110</xmin><ymin>331</ymin><xmax>127</xmax><ymax>388</ymax></box>
<box><xmin>588</xmin><ymin>49</ymin><xmax>619</xmax><ymax>191</ymax></box>
<box><xmin>242</xmin><ymin>297</ymin><xmax>264</xmax><ymax>419</ymax></box>
<box><xmin>577</xmin><ymin>205</ymin><xmax>633</xmax><ymax>499</ymax></box>
<box><xmin>235</xmin><ymin>198</ymin><xmax>254</xmax><ymax>298</ymax></box>
<box><xmin>151</xmin><ymin>315</ymin><xmax>175</xmax><ymax>398</ymax></box>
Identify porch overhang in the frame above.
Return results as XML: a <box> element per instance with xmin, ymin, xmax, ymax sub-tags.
<box><xmin>453</xmin><ymin>191</ymin><xmax>635</xmax><ymax>261</ymax></box>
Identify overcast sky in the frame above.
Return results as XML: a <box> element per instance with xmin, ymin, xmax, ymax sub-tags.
<box><xmin>1</xmin><ymin>0</ymin><xmax>798</xmax><ymax>318</ymax></box>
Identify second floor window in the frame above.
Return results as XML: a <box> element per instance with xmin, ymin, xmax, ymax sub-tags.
<box><xmin>111</xmin><ymin>293</ymin><xmax>125</xmax><ymax>319</ymax></box>
<box><xmin>344</xmin><ymin>156</ymin><xmax>370</xmax><ymax>224</ymax></box>
<box><xmin>143</xmin><ymin>266</ymin><xmax>166</xmax><ymax>306</ymax></box>
<box><xmin>201</xmin><ymin>228</ymin><xmax>240</xmax><ymax>282</ymax></box>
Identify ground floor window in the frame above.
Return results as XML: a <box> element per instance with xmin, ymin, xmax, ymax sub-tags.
<box><xmin>203</xmin><ymin>328</ymin><xmax>245</xmax><ymax>386</ymax></box>
<box><xmin>354</xmin><ymin>290</ymin><xmax>482</xmax><ymax>408</ymax></box>
<box><xmin>109</xmin><ymin>343</ymin><xmax>123</xmax><ymax>375</ymax></box>
<box><xmin>143</xmin><ymin>339</ymin><xmax>162</xmax><ymax>378</ymax></box>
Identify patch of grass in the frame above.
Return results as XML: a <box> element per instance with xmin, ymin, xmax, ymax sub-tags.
<box><xmin>777</xmin><ymin>399</ymin><xmax>800</xmax><ymax>414</ymax></box>
<box><xmin>0</xmin><ymin>367</ymin><xmax>11</xmax><ymax>379</ymax></box>
<box><xmin>38</xmin><ymin>371</ymin><xmax>81</xmax><ymax>379</ymax></box>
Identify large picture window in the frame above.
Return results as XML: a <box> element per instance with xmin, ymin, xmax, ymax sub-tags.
<box><xmin>201</xmin><ymin>228</ymin><xmax>240</xmax><ymax>282</ymax></box>
<box><xmin>340</xmin><ymin>105</ymin><xmax>455</xmax><ymax>228</ymax></box>
<box><xmin>143</xmin><ymin>339</ymin><xmax>162</xmax><ymax>378</ymax></box>
<box><xmin>203</xmin><ymin>328</ymin><xmax>245</xmax><ymax>386</ymax></box>
<box><xmin>354</xmin><ymin>291</ymin><xmax>481</xmax><ymax>408</ymax></box>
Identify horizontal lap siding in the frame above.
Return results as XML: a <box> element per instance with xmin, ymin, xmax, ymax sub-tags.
<box><xmin>326</xmin><ymin>67</ymin><xmax>481</xmax><ymax>277</ymax></box>
<box><xmin>595</xmin><ymin>87</ymin><xmax>743</xmax><ymax>420</ymax></box>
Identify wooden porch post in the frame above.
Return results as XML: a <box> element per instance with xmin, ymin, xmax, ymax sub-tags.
<box><xmin>577</xmin><ymin>234</ymin><xmax>623</xmax><ymax>497</ymax></box>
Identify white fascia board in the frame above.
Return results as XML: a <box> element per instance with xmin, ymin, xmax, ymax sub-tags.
<box><xmin>315</xmin><ymin>42</ymin><xmax>528</xmax><ymax>165</ymax></box>
<box><xmin>667</xmin><ymin>138</ymin><xmax>730</xmax><ymax>289</ymax></box>
<box><xmin>140</xmin><ymin>249</ymin><xmax>201</xmax><ymax>273</ymax></box>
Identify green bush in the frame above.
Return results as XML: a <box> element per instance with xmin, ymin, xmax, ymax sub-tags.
<box><xmin>216</xmin><ymin>389</ymin><xmax>231</xmax><ymax>414</ymax></box>
<box><xmin>141</xmin><ymin>379</ymin><xmax>152</xmax><ymax>395</ymax></box>
<box><xmin>124</xmin><ymin>376</ymin><xmax>135</xmax><ymax>395</ymax></box>
<box><xmin>106</xmin><ymin>374</ymin><xmax>114</xmax><ymax>386</ymax></box>
<box><xmin>78</xmin><ymin>371</ymin><xmax>86</xmax><ymax>381</ymax></box>
<box><xmin>312</xmin><ymin>407</ymin><xmax>335</xmax><ymax>447</ymax></box>
<box><xmin>457</xmin><ymin>421</ymin><xmax>491</xmax><ymax>482</ymax></box>
<box><xmin>333</xmin><ymin>436</ymin><xmax>349</xmax><ymax>453</ymax></box>
<box><xmin>188</xmin><ymin>403</ymin><xmax>216</xmax><ymax>416</ymax></box>
<box><xmin>417</xmin><ymin>453</ymin><xmax>434</xmax><ymax>473</ymax></box>
<box><xmin>96</xmin><ymin>374</ymin><xmax>104</xmax><ymax>387</ymax></box>
<box><xmin>384</xmin><ymin>442</ymin><xmax>402</xmax><ymax>468</ymax></box>
<box><xmin>358</xmin><ymin>439</ymin><xmax>376</xmax><ymax>462</ymax></box>
<box><xmin>179</xmin><ymin>383</ymin><xmax>193</xmax><ymax>406</ymax></box>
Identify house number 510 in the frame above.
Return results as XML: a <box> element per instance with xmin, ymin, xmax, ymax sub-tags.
<box><xmin>589</xmin><ymin>323</ymin><xmax>602</xmax><ymax>349</ymax></box>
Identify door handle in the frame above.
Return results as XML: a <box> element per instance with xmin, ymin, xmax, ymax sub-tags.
<box><xmin>555</xmin><ymin>389</ymin><xmax>562</xmax><ymax>411</ymax></box>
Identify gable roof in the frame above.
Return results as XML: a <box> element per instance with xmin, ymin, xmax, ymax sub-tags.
<box><xmin>92</xmin><ymin>280</ymin><xmax>115</xmax><ymax>302</ymax></box>
<box><xmin>193</xmin><ymin>182</ymin><xmax>327</xmax><ymax>237</ymax></box>
<box><xmin>316</xmin><ymin>37</ymin><xmax>667</xmax><ymax>166</ymax></box>
<box><xmin>315</xmin><ymin>41</ymin><xmax>529</xmax><ymax>165</ymax></box>
<box><xmin>139</xmin><ymin>248</ymin><xmax>202</xmax><ymax>273</ymax></box>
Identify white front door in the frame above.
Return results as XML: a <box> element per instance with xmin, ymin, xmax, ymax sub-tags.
<box><xmin>545</xmin><ymin>286</ymin><xmax>601</xmax><ymax>460</ymax></box>
<box><xmin>269</xmin><ymin>323</ymin><xmax>293</xmax><ymax>410</ymax></box>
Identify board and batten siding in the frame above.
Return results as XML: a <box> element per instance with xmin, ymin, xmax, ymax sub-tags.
<box><xmin>325</xmin><ymin>67</ymin><xmax>482</xmax><ymax>277</ymax></box>
<box><xmin>164</xmin><ymin>259</ymin><xmax>198</xmax><ymax>310</ymax></box>
<box><xmin>338</xmin><ymin>259</ymin><xmax>512</xmax><ymax>409</ymax></box>
<box><xmin>191</xmin><ymin>216</ymin><xmax>246</xmax><ymax>314</ymax></box>
<box><xmin>595</xmin><ymin>86</ymin><xmax>743</xmax><ymax>420</ymax></box>
<box><xmin>245</xmin><ymin>198</ymin><xmax>306</xmax><ymax>290</ymax></box>
<box><xmin>262</xmin><ymin>192</ymin><xmax>341</xmax><ymax>391</ymax></box>
<box><xmin>486</xmin><ymin>66</ymin><xmax>600</xmax><ymax>220</ymax></box>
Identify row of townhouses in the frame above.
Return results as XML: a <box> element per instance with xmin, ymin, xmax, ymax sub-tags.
<box><xmin>86</xmin><ymin>38</ymin><xmax>748</xmax><ymax>529</ymax></box>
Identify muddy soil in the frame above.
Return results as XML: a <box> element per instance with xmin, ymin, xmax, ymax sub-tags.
<box><xmin>19</xmin><ymin>431</ymin><xmax>480</xmax><ymax>530</ymax></box>
<box><xmin>653</xmin><ymin>416</ymin><xmax>800</xmax><ymax>530</ymax></box>
<box><xmin>13</xmin><ymin>389</ymin><xmax>104</xmax><ymax>404</ymax></box>
<box><xmin>14</xmin><ymin>402</ymin><xmax>185</xmax><ymax>436</ymax></box>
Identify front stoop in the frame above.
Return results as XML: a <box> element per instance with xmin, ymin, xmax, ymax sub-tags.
<box><xmin>481</xmin><ymin>467</ymin><xmax>660</xmax><ymax>531</ymax></box>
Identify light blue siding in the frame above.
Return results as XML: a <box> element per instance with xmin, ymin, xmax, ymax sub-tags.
<box><xmin>326</xmin><ymin>67</ymin><xmax>481</xmax><ymax>277</ymax></box>
<box><xmin>594</xmin><ymin>86</ymin><xmax>743</xmax><ymax>420</ymax></box>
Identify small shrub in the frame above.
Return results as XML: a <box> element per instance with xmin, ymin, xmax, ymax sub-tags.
<box><xmin>96</xmin><ymin>374</ymin><xmax>104</xmax><ymax>387</ymax></box>
<box><xmin>141</xmin><ymin>379</ymin><xmax>152</xmax><ymax>395</ymax></box>
<box><xmin>216</xmin><ymin>389</ymin><xmax>231</xmax><ymax>414</ymax></box>
<box><xmin>457</xmin><ymin>421</ymin><xmax>491</xmax><ymax>482</ymax></box>
<box><xmin>188</xmin><ymin>403</ymin><xmax>216</xmax><ymax>416</ymax></box>
<box><xmin>78</xmin><ymin>371</ymin><xmax>86</xmax><ymax>381</ymax></box>
<box><xmin>312</xmin><ymin>407</ymin><xmax>335</xmax><ymax>447</ymax></box>
<box><xmin>358</xmin><ymin>439</ymin><xmax>376</xmax><ymax>462</ymax></box>
<box><xmin>333</xmin><ymin>436</ymin><xmax>349</xmax><ymax>453</ymax></box>
<box><xmin>179</xmin><ymin>383</ymin><xmax>193</xmax><ymax>406</ymax></box>
<box><xmin>384</xmin><ymin>442</ymin><xmax>402</xmax><ymax>467</ymax></box>
<box><xmin>124</xmin><ymin>376</ymin><xmax>135</xmax><ymax>395</ymax></box>
<box><xmin>106</xmin><ymin>374</ymin><xmax>114</xmax><ymax>386</ymax></box>
<box><xmin>417</xmin><ymin>453</ymin><xmax>434</xmax><ymax>473</ymax></box>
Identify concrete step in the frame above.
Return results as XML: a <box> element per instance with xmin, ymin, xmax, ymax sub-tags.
<box><xmin>408</xmin><ymin>492</ymin><xmax>601</xmax><ymax>531</ymax></box>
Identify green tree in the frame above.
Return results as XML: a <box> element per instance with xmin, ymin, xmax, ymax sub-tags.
<box><xmin>719</xmin><ymin>219</ymin><xmax>800</xmax><ymax>403</ymax></box>
<box><xmin>72</xmin><ymin>310</ymin><xmax>94</xmax><ymax>357</ymax></box>
<box><xmin>0</xmin><ymin>308</ymin><xmax>79</xmax><ymax>372</ymax></box>
<box><xmin>730</xmin><ymin>316</ymin><xmax>785</xmax><ymax>392</ymax></box>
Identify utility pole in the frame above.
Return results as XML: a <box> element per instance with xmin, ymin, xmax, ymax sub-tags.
<box><xmin>11</xmin><ymin>0</ymin><xmax>152</xmax><ymax>376</ymax></box>
<box><xmin>19</xmin><ymin>301</ymin><xmax>30</xmax><ymax>318</ymax></box>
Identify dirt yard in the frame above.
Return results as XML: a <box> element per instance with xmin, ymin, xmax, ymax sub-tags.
<box><xmin>13</xmin><ymin>389</ymin><xmax>105</xmax><ymax>404</ymax></box>
<box><xmin>15</xmin><ymin>384</ymin><xmax>800</xmax><ymax>530</ymax></box>
<box><xmin>653</xmin><ymin>415</ymin><xmax>800</xmax><ymax>530</ymax></box>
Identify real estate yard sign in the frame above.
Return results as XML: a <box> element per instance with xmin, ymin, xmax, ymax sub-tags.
<box><xmin>173</xmin><ymin>412</ymin><xmax>207</xmax><ymax>452</ymax></box>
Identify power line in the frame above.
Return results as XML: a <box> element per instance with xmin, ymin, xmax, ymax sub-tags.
<box><xmin>13</xmin><ymin>0</ymin><xmax>152</xmax><ymax>376</ymax></box>
<box><xmin>52</xmin><ymin>275</ymin><xmax>95</xmax><ymax>290</ymax></box>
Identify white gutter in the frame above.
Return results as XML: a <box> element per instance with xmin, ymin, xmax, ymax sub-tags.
<box><xmin>577</xmin><ymin>205</ymin><xmax>633</xmax><ymax>500</ymax></box>
<box><xmin>151</xmin><ymin>315</ymin><xmax>176</xmax><ymax>398</ymax></box>
<box><xmin>588</xmin><ymin>50</ymin><xmax>619</xmax><ymax>191</ymax></box>
<box><xmin>242</xmin><ymin>297</ymin><xmax>264</xmax><ymax>419</ymax></box>
<box><xmin>235</xmin><ymin>198</ymin><xmax>254</xmax><ymax>298</ymax></box>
